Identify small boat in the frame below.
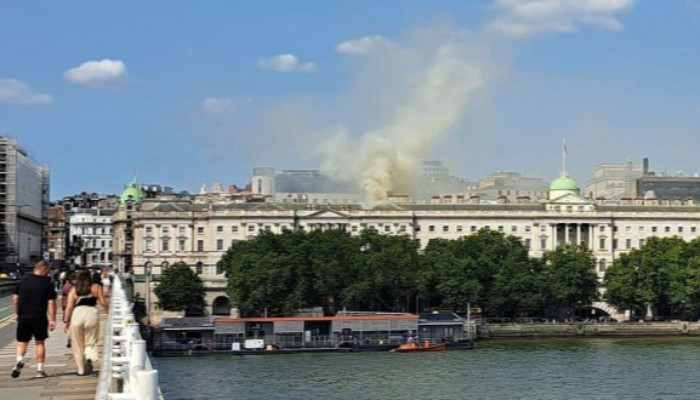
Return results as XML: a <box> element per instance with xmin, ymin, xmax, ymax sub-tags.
<box><xmin>390</xmin><ymin>340</ymin><xmax>447</xmax><ymax>353</ymax></box>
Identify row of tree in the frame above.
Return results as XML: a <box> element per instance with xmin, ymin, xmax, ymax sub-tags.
<box><xmin>604</xmin><ymin>236</ymin><xmax>700</xmax><ymax>320</ymax></box>
<box><xmin>220</xmin><ymin>230</ymin><xmax>600</xmax><ymax>318</ymax></box>
<box><xmin>154</xmin><ymin>231</ymin><xmax>700</xmax><ymax>321</ymax></box>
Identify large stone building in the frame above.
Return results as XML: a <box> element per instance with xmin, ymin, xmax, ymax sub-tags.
<box><xmin>0</xmin><ymin>136</ymin><xmax>50</xmax><ymax>272</ymax></box>
<box><xmin>112</xmin><ymin>166</ymin><xmax>700</xmax><ymax>320</ymax></box>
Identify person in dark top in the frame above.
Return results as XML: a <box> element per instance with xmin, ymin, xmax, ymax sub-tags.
<box><xmin>11</xmin><ymin>260</ymin><xmax>57</xmax><ymax>379</ymax></box>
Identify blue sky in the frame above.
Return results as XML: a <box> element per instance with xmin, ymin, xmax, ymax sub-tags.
<box><xmin>2</xmin><ymin>0</ymin><xmax>700</xmax><ymax>200</ymax></box>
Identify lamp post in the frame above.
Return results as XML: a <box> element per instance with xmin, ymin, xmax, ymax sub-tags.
<box><xmin>145</xmin><ymin>262</ymin><xmax>152</xmax><ymax>319</ymax></box>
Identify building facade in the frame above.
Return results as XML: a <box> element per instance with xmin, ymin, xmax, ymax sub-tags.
<box><xmin>69</xmin><ymin>209</ymin><xmax>115</xmax><ymax>268</ymax></box>
<box><xmin>112</xmin><ymin>173</ymin><xmax>700</xmax><ymax>320</ymax></box>
<box><xmin>0</xmin><ymin>136</ymin><xmax>50</xmax><ymax>272</ymax></box>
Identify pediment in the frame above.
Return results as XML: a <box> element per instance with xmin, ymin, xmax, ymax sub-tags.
<box><xmin>548</xmin><ymin>193</ymin><xmax>592</xmax><ymax>205</ymax></box>
<box><xmin>304</xmin><ymin>209</ymin><xmax>349</xmax><ymax>219</ymax></box>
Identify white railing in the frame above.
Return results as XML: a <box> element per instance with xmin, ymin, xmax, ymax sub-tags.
<box><xmin>95</xmin><ymin>276</ymin><xmax>162</xmax><ymax>400</ymax></box>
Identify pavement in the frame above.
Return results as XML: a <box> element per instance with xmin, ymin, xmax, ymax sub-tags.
<box><xmin>0</xmin><ymin>301</ymin><xmax>106</xmax><ymax>400</ymax></box>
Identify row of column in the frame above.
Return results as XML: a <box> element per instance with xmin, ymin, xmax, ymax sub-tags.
<box><xmin>548</xmin><ymin>223</ymin><xmax>609</xmax><ymax>251</ymax></box>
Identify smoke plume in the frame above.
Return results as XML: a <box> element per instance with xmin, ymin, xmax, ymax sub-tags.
<box><xmin>319</xmin><ymin>30</ymin><xmax>489</xmax><ymax>207</ymax></box>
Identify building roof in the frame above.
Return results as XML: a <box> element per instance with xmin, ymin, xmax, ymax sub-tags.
<box><xmin>119</xmin><ymin>183</ymin><xmax>143</xmax><ymax>207</ymax></box>
<box><xmin>549</xmin><ymin>176</ymin><xmax>580</xmax><ymax>191</ymax></box>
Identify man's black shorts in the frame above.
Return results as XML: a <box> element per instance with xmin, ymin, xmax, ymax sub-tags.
<box><xmin>16</xmin><ymin>317</ymin><xmax>49</xmax><ymax>342</ymax></box>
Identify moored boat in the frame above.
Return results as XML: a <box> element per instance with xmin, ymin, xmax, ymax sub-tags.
<box><xmin>391</xmin><ymin>340</ymin><xmax>447</xmax><ymax>353</ymax></box>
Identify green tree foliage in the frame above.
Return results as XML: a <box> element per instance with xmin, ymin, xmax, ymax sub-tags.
<box><xmin>542</xmin><ymin>245</ymin><xmax>599</xmax><ymax>318</ymax></box>
<box><xmin>153</xmin><ymin>262</ymin><xmax>207</xmax><ymax>316</ymax></box>
<box><xmin>222</xmin><ymin>229</ymin><xmax>603</xmax><ymax>318</ymax></box>
<box><xmin>605</xmin><ymin>237</ymin><xmax>697</xmax><ymax>319</ymax></box>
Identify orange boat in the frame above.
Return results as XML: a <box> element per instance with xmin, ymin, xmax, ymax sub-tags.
<box><xmin>391</xmin><ymin>340</ymin><xmax>447</xmax><ymax>353</ymax></box>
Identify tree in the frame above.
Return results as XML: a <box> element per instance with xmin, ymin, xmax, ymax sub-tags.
<box><xmin>154</xmin><ymin>262</ymin><xmax>207</xmax><ymax>316</ymax></box>
<box><xmin>541</xmin><ymin>244</ymin><xmax>599</xmax><ymax>318</ymax></box>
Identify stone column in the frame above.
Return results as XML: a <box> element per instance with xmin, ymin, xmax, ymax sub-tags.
<box><xmin>550</xmin><ymin>224</ymin><xmax>557</xmax><ymax>249</ymax></box>
<box><xmin>576</xmin><ymin>224</ymin><xmax>581</xmax><ymax>246</ymax></box>
<box><xmin>564</xmin><ymin>223</ymin><xmax>570</xmax><ymax>245</ymax></box>
<box><xmin>589</xmin><ymin>224</ymin><xmax>595</xmax><ymax>251</ymax></box>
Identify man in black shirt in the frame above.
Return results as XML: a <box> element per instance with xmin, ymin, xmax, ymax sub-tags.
<box><xmin>11</xmin><ymin>260</ymin><xmax>57</xmax><ymax>378</ymax></box>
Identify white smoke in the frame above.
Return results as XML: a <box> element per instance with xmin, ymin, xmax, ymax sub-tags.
<box><xmin>319</xmin><ymin>30</ymin><xmax>488</xmax><ymax>207</ymax></box>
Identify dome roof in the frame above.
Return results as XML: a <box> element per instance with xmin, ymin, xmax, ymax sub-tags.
<box><xmin>549</xmin><ymin>176</ymin><xmax>579</xmax><ymax>191</ymax></box>
<box><xmin>119</xmin><ymin>182</ymin><xmax>143</xmax><ymax>207</ymax></box>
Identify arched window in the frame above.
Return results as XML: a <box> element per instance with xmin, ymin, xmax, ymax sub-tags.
<box><xmin>144</xmin><ymin>262</ymin><xmax>153</xmax><ymax>275</ymax></box>
<box><xmin>196</xmin><ymin>262</ymin><xmax>203</xmax><ymax>275</ymax></box>
<box><xmin>598</xmin><ymin>259</ymin><xmax>606</xmax><ymax>272</ymax></box>
<box><xmin>212</xmin><ymin>297</ymin><xmax>231</xmax><ymax>316</ymax></box>
<box><xmin>216</xmin><ymin>261</ymin><xmax>224</xmax><ymax>275</ymax></box>
<box><xmin>161</xmin><ymin>261</ymin><xmax>169</xmax><ymax>273</ymax></box>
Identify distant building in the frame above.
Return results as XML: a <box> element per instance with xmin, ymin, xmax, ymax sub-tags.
<box><xmin>478</xmin><ymin>171</ymin><xmax>548</xmax><ymax>201</ymax></box>
<box><xmin>585</xmin><ymin>160</ymin><xmax>644</xmax><ymax>200</ymax></box>
<box><xmin>69</xmin><ymin>209</ymin><xmax>115</xmax><ymax>269</ymax></box>
<box><xmin>0</xmin><ymin>136</ymin><xmax>50</xmax><ymax>272</ymax></box>
<box><xmin>250</xmin><ymin>167</ymin><xmax>358</xmax><ymax>204</ymax></box>
<box><xmin>47</xmin><ymin>205</ymin><xmax>69</xmax><ymax>264</ymax></box>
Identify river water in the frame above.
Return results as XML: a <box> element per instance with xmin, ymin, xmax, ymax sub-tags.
<box><xmin>154</xmin><ymin>337</ymin><xmax>700</xmax><ymax>399</ymax></box>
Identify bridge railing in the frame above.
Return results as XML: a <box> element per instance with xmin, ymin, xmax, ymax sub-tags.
<box><xmin>95</xmin><ymin>276</ymin><xmax>162</xmax><ymax>400</ymax></box>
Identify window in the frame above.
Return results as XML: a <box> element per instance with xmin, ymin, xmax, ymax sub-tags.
<box><xmin>216</xmin><ymin>261</ymin><xmax>224</xmax><ymax>275</ymax></box>
<box><xmin>511</xmin><ymin>225</ymin><xmax>517</xmax><ymax>233</ymax></box>
<box><xmin>524</xmin><ymin>238</ymin><xmax>531</xmax><ymax>248</ymax></box>
<box><xmin>599</xmin><ymin>238</ymin><xmax>606</xmax><ymax>250</ymax></box>
<box><xmin>178</xmin><ymin>239</ymin><xmax>186</xmax><ymax>252</ymax></box>
<box><xmin>497</xmin><ymin>226</ymin><xmax>504</xmax><ymax>233</ymax></box>
<box><xmin>197</xmin><ymin>226</ymin><xmax>204</xmax><ymax>234</ymax></box>
<box><xmin>399</xmin><ymin>225</ymin><xmax>407</xmax><ymax>233</ymax></box>
<box><xmin>625</xmin><ymin>239</ymin><xmax>631</xmax><ymax>250</ymax></box>
<box><xmin>456</xmin><ymin>226</ymin><xmax>463</xmax><ymax>233</ymax></box>
<box><xmin>146</xmin><ymin>226</ymin><xmax>153</xmax><ymax>235</ymax></box>
<box><xmin>232</xmin><ymin>225</ymin><xmax>238</xmax><ymax>233</ymax></box>
<box><xmin>613</xmin><ymin>239</ymin><xmax>618</xmax><ymax>250</ymax></box>
<box><xmin>385</xmin><ymin>225</ymin><xmax>391</xmax><ymax>233</ymax></box>
<box><xmin>217</xmin><ymin>239</ymin><xmax>224</xmax><ymax>251</ymax></box>
<box><xmin>352</xmin><ymin>225</ymin><xmax>359</xmax><ymax>232</ymax></box>
<box><xmin>471</xmin><ymin>226</ymin><xmax>477</xmax><ymax>233</ymax></box>
<box><xmin>613</xmin><ymin>226</ymin><xmax>618</xmax><ymax>232</ymax></box>
<box><xmin>626</xmin><ymin>226</ymin><xmax>631</xmax><ymax>232</ymax></box>
<box><xmin>639</xmin><ymin>226</ymin><xmax>644</xmax><ymax>232</ymax></box>
<box><xmin>652</xmin><ymin>226</ymin><xmax>658</xmax><ymax>233</ymax></box>
<box><xmin>196</xmin><ymin>262</ymin><xmax>203</xmax><ymax>275</ymax></box>
<box><xmin>429</xmin><ymin>225</ymin><xmax>435</xmax><ymax>233</ymax></box>
<box><xmin>639</xmin><ymin>239</ymin><xmax>645</xmax><ymax>247</ymax></box>
<box><xmin>598</xmin><ymin>259</ymin><xmax>606</xmax><ymax>272</ymax></box>
<box><xmin>665</xmin><ymin>226</ymin><xmax>671</xmax><ymax>233</ymax></box>
<box><xmin>217</xmin><ymin>225</ymin><xmax>223</xmax><ymax>233</ymax></box>
<box><xmin>693</xmin><ymin>227</ymin><xmax>697</xmax><ymax>233</ymax></box>
<box><xmin>179</xmin><ymin>226</ymin><xmax>186</xmax><ymax>235</ymax></box>
<box><xmin>247</xmin><ymin>225</ymin><xmax>255</xmax><ymax>233</ymax></box>
<box><xmin>197</xmin><ymin>240</ymin><xmax>204</xmax><ymax>252</ymax></box>
<box><xmin>161</xmin><ymin>239</ymin><xmax>170</xmax><ymax>252</ymax></box>
<box><xmin>162</xmin><ymin>226</ymin><xmax>170</xmax><ymax>234</ymax></box>
<box><xmin>442</xmin><ymin>225</ymin><xmax>449</xmax><ymax>233</ymax></box>
<box><xmin>525</xmin><ymin>226</ymin><xmax>531</xmax><ymax>233</ymax></box>
<box><xmin>415</xmin><ymin>225</ymin><xmax>421</xmax><ymax>232</ymax></box>
<box><xmin>161</xmin><ymin>261</ymin><xmax>169</xmax><ymax>272</ymax></box>
<box><xmin>540</xmin><ymin>239</ymin><xmax>546</xmax><ymax>250</ymax></box>
<box><xmin>599</xmin><ymin>225</ymin><xmax>605</xmax><ymax>232</ymax></box>
<box><xmin>484</xmin><ymin>226</ymin><xmax>490</xmax><ymax>232</ymax></box>
<box><xmin>144</xmin><ymin>238</ymin><xmax>153</xmax><ymax>252</ymax></box>
<box><xmin>540</xmin><ymin>225</ymin><xmax>547</xmax><ymax>232</ymax></box>
<box><xmin>679</xmin><ymin>226</ymin><xmax>684</xmax><ymax>233</ymax></box>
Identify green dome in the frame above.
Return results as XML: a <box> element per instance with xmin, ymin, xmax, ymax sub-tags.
<box><xmin>119</xmin><ymin>182</ymin><xmax>143</xmax><ymax>207</ymax></box>
<box><xmin>549</xmin><ymin>176</ymin><xmax>579</xmax><ymax>191</ymax></box>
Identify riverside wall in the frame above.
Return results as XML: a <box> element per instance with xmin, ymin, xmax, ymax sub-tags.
<box><xmin>479</xmin><ymin>321</ymin><xmax>700</xmax><ymax>338</ymax></box>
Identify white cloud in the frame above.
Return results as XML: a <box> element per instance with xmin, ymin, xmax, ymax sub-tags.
<box><xmin>201</xmin><ymin>97</ymin><xmax>248</xmax><ymax>115</ymax></box>
<box><xmin>488</xmin><ymin>0</ymin><xmax>635</xmax><ymax>38</ymax></box>
<box><xmin>64</xmin><ymin>59</ymin><xmax>127</xmax><ymax>86</ymax></box>
<box><xmin>335</xmin><ymin>35</ymin><xmax>395</xmax><ymax>55</ymax></box>
<box><xmin>0</xmin><ymin>79</ymin><xmax>53</xmax><ymax>105</ymax></box>
<box><xmin>258</xmin><ymin>54</ymin><xmax>316</xmax><ymax>73</ymax></box>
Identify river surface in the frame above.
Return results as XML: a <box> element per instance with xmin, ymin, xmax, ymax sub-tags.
<box><xmin>154</xmin><ymin>337</ymin><xmax>700</xmax><ymax>399</ymax></box>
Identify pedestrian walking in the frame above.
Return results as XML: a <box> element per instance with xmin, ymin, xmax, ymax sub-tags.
<box><xmin>11</xmin><ymin>260</ymin><xmax>58</xmax><ymax>379</ymax></box>
<box><xmin>63</xmin><ymin>270</ymin><xmax>109</xmax><ymax>376</ymax></box>
<box><xmin>61</xmin><ymin>273</ymin><xmax>77</xmax><ymax>348</ymax></box>
<box><xmin>101</xmin><ymin>267</ymin><xmax>114</xmax><ymax>298</ymax></box>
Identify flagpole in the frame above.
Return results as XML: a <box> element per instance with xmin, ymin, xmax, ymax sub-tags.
<box><xmin>562</xmin><ymin>138</ymin><xmax>567</xmax><ymax>177</ymax></box>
